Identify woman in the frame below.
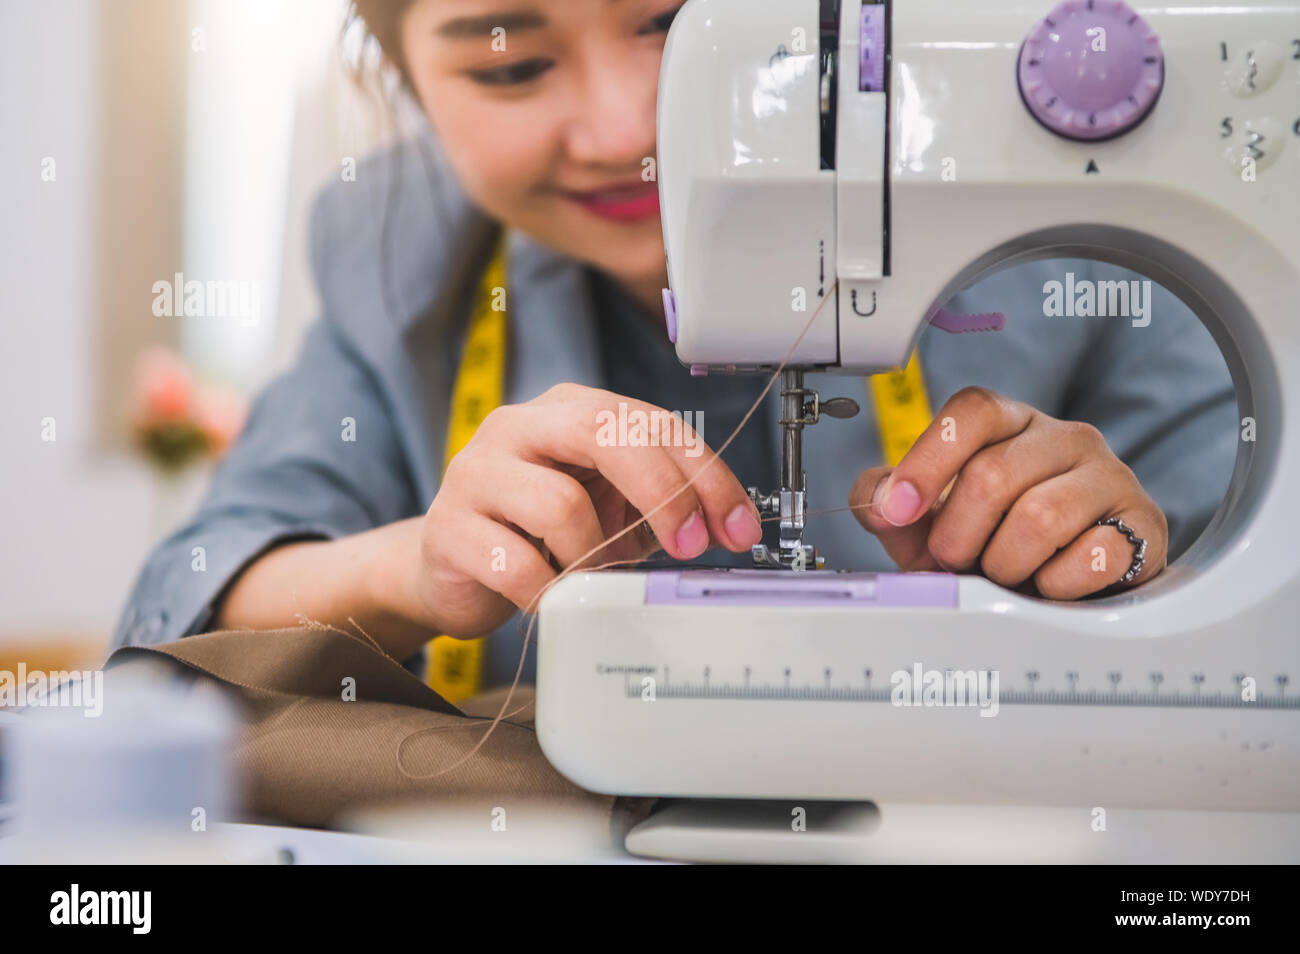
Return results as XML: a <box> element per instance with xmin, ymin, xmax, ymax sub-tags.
<box><xmin>111</xmin><ymin>0</ymin><xmax>1236</xmax><ymax>689</ymax></box>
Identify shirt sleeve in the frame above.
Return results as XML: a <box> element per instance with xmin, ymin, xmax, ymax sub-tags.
<box><xmin>109</xmin><ymin>316</ymin><xmax>424</xmax><ymax>651</ymax></box>
<box><xmin>110</xmin><ymin>155</ymin><xmax>446</xmax><ymax>656</ymax></box>
<box><xmin>1059</xmin><ymin>261</ymin><xmax>1238</xmax><ymax>561</ymax></box>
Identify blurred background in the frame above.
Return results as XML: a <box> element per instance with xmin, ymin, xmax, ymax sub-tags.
<box><xmin>0</xmin><ymin>0</ymin><xmax>407</xmax><ymax>673</ymax></box>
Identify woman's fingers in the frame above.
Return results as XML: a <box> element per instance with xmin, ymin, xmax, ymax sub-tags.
<box><xmin>979</xmin><ymin>460</ymin><xmax>1167</xmax><ymax>596</ymax></box>
<box><xmin>1032</xmin><ymin>501</ymin><xmax>1168</xmax><ymax>599</ymax></box>
<box><xmin>460</xmin><ymin>459</ymin><xmax>610</xmax><ymax>571</ymax></box>
<box><xmin>428</xmin><ymin>382</ymin><xmax>763</xmax><ymax>640</ymax></box>
<box><xmin>849</xmin><ymin>466</ymin><xmax>942</xmax><ymax>571</ymax></box>
<box><xmin>873</xmin><ymin>387</ymin><xmax>1033</xmax><ymax>528</ymax></box>
<box><xmin>571</xmin><ymin>383</ymin><xmax>760</xmax><ymax>552</ymax></box>
<box><xmin>656</xmin><ymin>417</ymin><xmax>763</xmax><ymax>553</ymax></box>
<box><xmin>487</xmin><ymin>395</ymin><xmax>759</xmax><ymax>559</ymax></box>
<box><xmin>978</xmin><ymin>462</ymin><xmax>1120</xmax><ymax>586</ymax></box>
<box><xmin>850</xmin><ymin>411</ymin><xmax>1069</xmax><ymax>571</ymax></box>
<box><xmin>470</xmin><ymin>402</ymin><xmax>701</xmax><ymax>560</ymax></box>
<box><xmin>849</xmin><ymin>386</ymin><xmax>1169</xmax><ymax>597</ymax></box>
<box><xmin>926</xmin><ymin>418</ymin><xmax>1102</xmax><ymax>571</ymax></box>
<box><xmin>423</xmin><ymin>510</ymin><xmax>558</xmax><ymax>623</ymax></box>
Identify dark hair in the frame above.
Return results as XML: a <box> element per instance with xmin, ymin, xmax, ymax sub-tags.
<box><xmin>347</xmin><ymin>0</ymin><xmax>417</xmax><ymax>89</ymax></box>
<box><xmin>344</xmin><ymin>0</ymin><xmax>503</xmax><ymax>343</ymax></box>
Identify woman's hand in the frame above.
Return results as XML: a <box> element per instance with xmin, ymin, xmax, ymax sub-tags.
<box><xmin>406</xmin><ymin>383</ymin><xmax>763</xmax><ymax>637</ymax></box>
<box><xmin>849</xmin><ymin>386</ymin><xmax>1167</xmax><ymax>598</ymax></box>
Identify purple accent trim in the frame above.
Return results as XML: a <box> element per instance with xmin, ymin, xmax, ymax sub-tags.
<box><xmin>644</xmin><ymin>569</ymin><xmax>958</xmax><ymax>608</ymax></box>
<box><xmin>859</xmin><ymin>4</ymin><xmax>886</xmax><ymax>93</ymax></box>
<box><xmin>690</xmin><ymin>364</ymin><xmax>709</xmax><ymax>377</ymax></box>
<box><xmin>929</xmin><ymin>308</ymin><xmax>1006</xmax><ymax>334</ymax></box>
<box><xmin>875</xmin><ymin>572</ymin><xmax>959</xmax><ymax>608</ymax></box>
<box><xmin>1017</xmin><ymin>0</ymin><xmax>1163</xmax><ymax>142</ymax></box>
<box><xmin>661</xmin><ymin>288</ymin><xmax>678</xmax><ymax>344</ymax></box>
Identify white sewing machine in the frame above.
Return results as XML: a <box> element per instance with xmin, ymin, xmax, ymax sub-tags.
<box><xmin>536</xmin><ymin>0</ymin><xmax>1300</xmax><ymax>862</ymax></box>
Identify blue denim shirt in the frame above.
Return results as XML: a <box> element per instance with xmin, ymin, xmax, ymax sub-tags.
<box><xmin>110</xmin><ymin>131</ymin><xmax>1237</xmax><ymax>687</ymax></box>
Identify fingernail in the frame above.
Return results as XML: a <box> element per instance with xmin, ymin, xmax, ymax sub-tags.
<box><xmin>675</xmin><ymin>510</ymin><xmax>708</xmax><ymax>558</ymax></box>
<box><xmin>878</xmin><ymin>479</ymin><xmax>921</xmax><ymax>527</ymax></box>
<box><xmin>724</xmin><ymin>503</ymin><xmax>762</xmax><ymax>548</ymax></box>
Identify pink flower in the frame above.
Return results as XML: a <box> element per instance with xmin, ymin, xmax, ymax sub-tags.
<box><xmin>134</xmin><ymin>346</ymin><xmax>195</xmax><ymax>424</ymax></box>
<box><xmin>130</xmin><ymin>346</ymin><xmax>248</xmax><ymax>469</ymax></box>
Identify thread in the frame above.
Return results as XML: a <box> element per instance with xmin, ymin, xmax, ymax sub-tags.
<box><xmin>395</xmin><ymin>282</ymin><xmax>841</xmax><ymax>780</ymax></box>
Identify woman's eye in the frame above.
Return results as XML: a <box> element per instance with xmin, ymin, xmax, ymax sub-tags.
<box><xmin>466</xmin><ymin>58</ymin><xmax>553</xmax><ymax>86</ymax></box>
<box><xmin>638</xmin><ymin>4</ymin><xmax>683</xmax><ymax>35</ymax></box>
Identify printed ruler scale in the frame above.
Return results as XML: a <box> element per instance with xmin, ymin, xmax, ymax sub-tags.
<box><xmin>610</xmin><ymin>667</ymin><xmax>1300</xmax><ymax>709</ymax></box>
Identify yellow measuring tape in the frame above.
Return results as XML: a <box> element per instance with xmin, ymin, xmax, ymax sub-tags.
<box><xmin>428</xmin><ymin>233</ymin><xmax>931</xmax><ymax>698</ymax></box>
<box><xmin>426</xmin><ymin>233</ymin><xmax>507</xmax><ymax>703</ymax></box>
<box><xmin>868</xmin><ymin>349</ymin><xmax>933</xmax><ymax>467</ymax></box>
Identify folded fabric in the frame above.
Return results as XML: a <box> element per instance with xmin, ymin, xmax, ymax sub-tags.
<box><xmin>107</xmin><ymin>626</ymin><xmax>656</xmax><ymax>843</ymax></box>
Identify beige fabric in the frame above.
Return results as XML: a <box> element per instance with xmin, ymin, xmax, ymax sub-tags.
<box><xmin>107</xmin><ymin>627</ymin><xmax>654</xmax><ymax>840</ymax></box>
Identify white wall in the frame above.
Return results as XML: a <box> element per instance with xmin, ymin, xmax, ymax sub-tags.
<box><xmin>0</xmin><ymin>0</ymin><xmax>383</xmax><ymax>651</ymax></box>
<box><xmin>0</xmin><ymin>0</ymin><xmax>163</xmax><ymax>648</ymax></box>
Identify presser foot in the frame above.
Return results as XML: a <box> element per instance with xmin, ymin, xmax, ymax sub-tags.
<box><xmin>750</xmin><ymin>542</ymin><xmax>824</xmax><ymax>571</ymax></box>
<box><xmin>747</xmin><ymin>487</ymin><xmax>825</xmax><ymax>571</ymax></box>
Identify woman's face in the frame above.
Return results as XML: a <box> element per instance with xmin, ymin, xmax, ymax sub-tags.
<box><xmin>399</xmin><ymin>0</ymin><xmax>680</xmax><ymax>294</ymax></box>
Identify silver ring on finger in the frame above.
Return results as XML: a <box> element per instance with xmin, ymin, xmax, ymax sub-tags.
<box><xmin>1096</xmin><ymin>516</ymin><xmax>1147</xmax><ymax>585</ymax></box>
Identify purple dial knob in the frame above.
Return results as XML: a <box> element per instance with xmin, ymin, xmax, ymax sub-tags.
<box><xmin>1017</xmin><ymin>0</ymin><xmax>1163</xmax><ymax>141</ymax></box>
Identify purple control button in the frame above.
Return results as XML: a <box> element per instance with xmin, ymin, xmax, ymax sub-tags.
<box><xmin>661</xmin><ymin>288</ymin><xmax>678</xmax><ymax>343</ymax></box>
<box><xmin>644</xmin><ymin>569</ymin><xmax>958</xmax><ymax>608</ymax></box>
<box><xmin>1017</xmin><ymin>0</ymin><xmax>1163</xmax><ymax>141</ymax></box>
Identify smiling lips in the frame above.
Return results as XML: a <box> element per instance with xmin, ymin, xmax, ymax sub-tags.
<box><xmin>564</xmin><ymin>181</ymin><xmax>661</xmax><ymax>222</ymax></box>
